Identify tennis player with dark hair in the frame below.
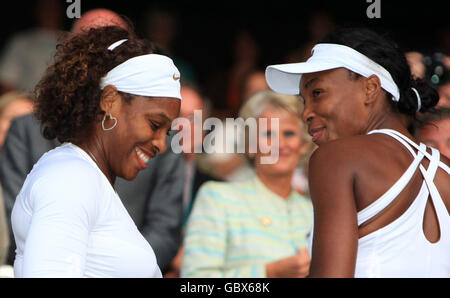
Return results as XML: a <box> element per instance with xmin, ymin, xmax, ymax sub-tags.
<box><xmin>11</xmin><ymin>25</ymin><xmax>181</xmax><ymax>277</ymax></box>
<box><xmin>266</xmin><ymin>28</ymin><xmax>450</xmax><ymax>277</ymax></box>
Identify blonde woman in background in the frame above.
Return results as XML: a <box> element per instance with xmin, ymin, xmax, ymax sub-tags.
<box><xmin>181</xmin><ymin>90</ymin><xmax>313</xmax><ymax>278</ymax></box>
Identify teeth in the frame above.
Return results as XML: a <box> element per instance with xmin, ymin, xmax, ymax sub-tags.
<box><xmin>135</xmin><ymin>147</ymin><xmax>150</xmax><ymax>164</ymax></box>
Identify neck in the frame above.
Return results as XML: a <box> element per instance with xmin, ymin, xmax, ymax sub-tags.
<box><xmin>76</xmin><ymin>136</ymin><xmax>116</xmax><ymax>186</ymax></box>
<box><xmin>256</xmin><ymin>171</ymin><xmax>293</xmax><ymax>199</ymax></box>
<box><xmin>365</xmin><ymin>106</ymin><xmax>412</xmax><ymax>137</ymax></box>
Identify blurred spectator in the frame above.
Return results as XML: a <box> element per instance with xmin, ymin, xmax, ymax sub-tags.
<box><xmin>0</xmin><ymin>9</ymin><xmax>184</xmax><ymax>273</ymax></box>
<box><xmin>241</xmin><ymin>70</ymin><xmax>270</xmax><ymax>104</ymax></box>
<box><xmin>0</xmin><ymin>187</ymin><xmax>8</xmax><ymax>265</ymax></box>
<box><xmin>306</xmin><ymin>9</ymin><xmax>335</xmax><ymax>43</ymax></box>
<box><xmin>71</xmin><ymin>8</ymin><xmax>128</xmax><ymax>34</ymax></box>
<box><xmin>416</xmin><ymin>107</ymin><xmax>450</xmax><ymax>158</ymax></box>
<box><xmin>406</xmin><ymin>51</ymin><xmax>426</xmax><ymax>79</ymax></box>
<box><xmin>285</xmin><ymin>9</ymin><xmax>335</xmax><ymax>64</ymax></box>
<box><xmin>406</xmin><ymin>50</ymin><xmax>450</xmax><ymax>108</ymax></box>
<box><xmin>240</xmin><ymin>88</ymin><xmax>314</xmax><ymax>196</ymax></box>
<box><xmin>142</xmin><ymin>8</ymin><xmax>196</xmax><ymax>83</ymax></box>
<box><xmin>0</xmin><ymin>92</ymin><xmax>33</xmax><ymax>271</ymax></box>
<box><xmin>200</xmin><ymin>117</ymin><xmax>255</xmax><ymax>182</ymax></box>
<box><xmin>178</xmin><ymin>85</ymin><xmax>220</xmax><ymax>223</ymax></box>
<box><xmin>0</xmin><ymin>0</ymin><xmax>64</xmax><ymax>94</ymax></box>
<box><xmin>164</xmin><ymin>84</ymin><xmax>220</xmax><ymax>278</ymax></box>
<box><xmin>198</xmin><ymin>69</ymin><xmax>270</xmax><ymax>180</ymax></box>
<box><xmin>285</xmin><ymin>42</ymin><xmax>315</xmax><ymax>64</ymax></box>
<box><xmin>181</xmin><ymin>91</ymin><xmax>313</xmax><ymax>278</ymax></box>
<box><xmin>0</xmin><ymin>93</ymin><xmax>33</xmax><ymax>269</ymax></box>
<box><xmin>437</xmin><ymin>25</ymin><xmax>450</xmax><ymax>56</ymax></box>
<box><xmin>144</xmin><ymin>9</ymin><xmax>176</xmax><ymax>53</ymax></box>
<box><xmin>436</xmin><ymin>53</ymin><xmax>450</xmax><ymax>108</ymax></box>
<box><xmin>438</xmin><ymin>81</ymin><xmax>450</xmax><ymax>108</ymax></box>
<box><xmin>0</xmin><ymin>92</ymin><xmax>34</xmax><ymax>149</ymax></box>
<box><xmin>202</xmin><ymin>76</ymin><xmax>312</xmax><ymax>191</ymax></box>
<box><xmin>226</xmin><ymin>30</ymin><xmax>262</xmax><ymax>114</ymax></box>
<box><xmin>206</xmin><ymin>29</ymin><xmax>262</xmax><ymax>116</ymax></box>
<box><xmin>423</xmin><ymin>52</ymin><xmax>450</xmax><ymax>107</ymax></box>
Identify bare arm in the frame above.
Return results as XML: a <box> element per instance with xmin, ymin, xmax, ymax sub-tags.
<box><xmin>307</xmin><ymin>142</ymin><xmax>359</xmax><ymax>277</ymax></box>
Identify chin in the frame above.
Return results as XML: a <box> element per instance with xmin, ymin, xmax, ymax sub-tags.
<box><xmin>120</xmin><ymin>169</ymin><xmax>140</xmax><ymax>181</ymax></box>
<box><xmin>262</xmin><ymin>163</ymin><xmax>296</xmax><ymax>177</ymax></box>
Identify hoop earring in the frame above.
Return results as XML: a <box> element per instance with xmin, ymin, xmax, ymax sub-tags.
<box><xmin>102</xmin><ymin>113</ymin><xmax>118</xmax><ymax>131</ymax></box>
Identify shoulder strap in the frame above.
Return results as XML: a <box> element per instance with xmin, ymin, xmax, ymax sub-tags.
<box><xmin>419</xmin><ymin>147</ymin><xmax>450</xmax><ymax>235</ymax></box>
<box><xmin>368</xmin><ymin>129</ymin><xmax>416</xmax><ymax>156</ymax></box>
<box><xmin>370</xmin><ymin>129</ymin><xmax>450</xmax><ymax>174</ymax></box>
<box><xmin>362</xmin><ymin>129</ymin><xmax>449</xmax><ymax>228</ymax></box>
<box><xmin>357</xmin><ymin>142</ymin><xmax>426</xmax><ymax>226</ymax></box>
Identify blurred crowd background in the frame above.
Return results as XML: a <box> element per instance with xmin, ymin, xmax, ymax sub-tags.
<box><xmin>0</xmin><ymin>0</ymin><xmax>448</xmax><ymax>117</ymax></box>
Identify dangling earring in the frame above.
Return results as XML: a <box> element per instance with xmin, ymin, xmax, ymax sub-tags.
<box><xmin>102</xmin><ymin>113</ymin><xmax>118</xmax><ymax>131</ymax></box>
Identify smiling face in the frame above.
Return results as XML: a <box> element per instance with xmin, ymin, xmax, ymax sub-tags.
<box><xmin>255</xmin><ymin>108</ymin><xmax>306</xmax><ymax>178</ymax></box>
<box><xmin>103</xmin><ymin>95</ymin><xmax>180</xmax><ymax>180</ymax></box>
<box><xmin>299</xmin><ymin>68</ymin><xmax>370</xmax><ymax>146</ymax></box>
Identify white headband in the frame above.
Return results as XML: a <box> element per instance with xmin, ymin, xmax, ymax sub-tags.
<box><xmin>265</xmin><ymin>43</ymin><xmax>400</xmax><ymax>102</ymax></box>
<box><xmin>100</xmin><ymin>52</ymin><xmax>182</xmax><ymax>100</ymax></box>
<box><xmin>107</xmin><ymin>39</ymin><xmax>128</xmax><ymax>51</ymax></box>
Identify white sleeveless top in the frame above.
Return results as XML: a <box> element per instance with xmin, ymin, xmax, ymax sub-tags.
<box><xmin>355</xmin><ymin>129</ymin><xmax>450</xmax><ymax>277</ymax></box>
<box><xmin>12</xmin><ymin>143</ymin><xmax>162</xmax><ymax>277</ymax></box>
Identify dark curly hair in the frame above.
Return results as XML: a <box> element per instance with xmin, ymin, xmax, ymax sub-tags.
<box><xmin>34</xmin><ymin>26</ymin><xmax>159</xmax><ymax>143</ymax></box>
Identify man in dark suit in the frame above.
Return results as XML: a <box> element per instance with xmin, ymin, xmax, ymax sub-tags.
<box><xmin>0</xmin><ymin>8</ymin><xmax>183</xmax><ymax>273</ymax></box>
<box><xmin>164</xmin><ymin>84</ymin><xmax>220</xmax><ymax>277</ymax></box>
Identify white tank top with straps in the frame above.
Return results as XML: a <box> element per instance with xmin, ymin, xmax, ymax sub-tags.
<box><xmin>355</xmin><ymin>129</ymin><xmax>450</xmax><ymax>277</ymax></box>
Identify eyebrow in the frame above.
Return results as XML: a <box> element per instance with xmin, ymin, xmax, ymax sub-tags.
<box><xmin>152</xmin><ymin>112</ymin><xmax>172</xmax><ymax>124</ymax></box>
<box><xmin>299</xmin><ymin>77</ymin><xmax>320</xmax><ymax>98</ymax></box>
<box><xmin>303</xmin><ymin>77</ymin><xmax>321</xmax><ymax>90</ymax></box>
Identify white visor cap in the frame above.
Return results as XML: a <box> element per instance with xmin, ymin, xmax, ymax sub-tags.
<box><xmin>265</xmin><ymin>43</ymin><xmax>400</xmax><ymax>101</ymax></box>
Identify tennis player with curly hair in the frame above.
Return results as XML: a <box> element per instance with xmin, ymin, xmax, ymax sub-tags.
<box><xmin>11</xmin><ymin>25</ymin><xmax>182</xmax><ymax>277</ymax></box>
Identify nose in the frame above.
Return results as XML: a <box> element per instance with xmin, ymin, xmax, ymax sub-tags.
<box><xmin>152</xmin><ymin>130</ymin><xmax>168</xmax><ymax>153</ymax></box>
<box><xmin>301</xmin><ymin>103</ymin><xmax>314</xmax><ymax>125</ymax></box>
<box><xmin>278</xmin><ymin>131</ymin><xmax>288</xmax><ymax>149</ymax></box>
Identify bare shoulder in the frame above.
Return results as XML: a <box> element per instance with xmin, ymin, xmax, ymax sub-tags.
<box><xmin>307</xmin><ymin>135</ymin><xmax>375</xmax><ymax>204</ymax></box>
<box><xmin>308</xmin><ymin>134</ymin><xmax>392</xmax><ymax>204</ymax></box>
<box><xmin>309</xmin><ymin>135</ymin><xmax>376</xmax><ymax>171</ymax></box>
